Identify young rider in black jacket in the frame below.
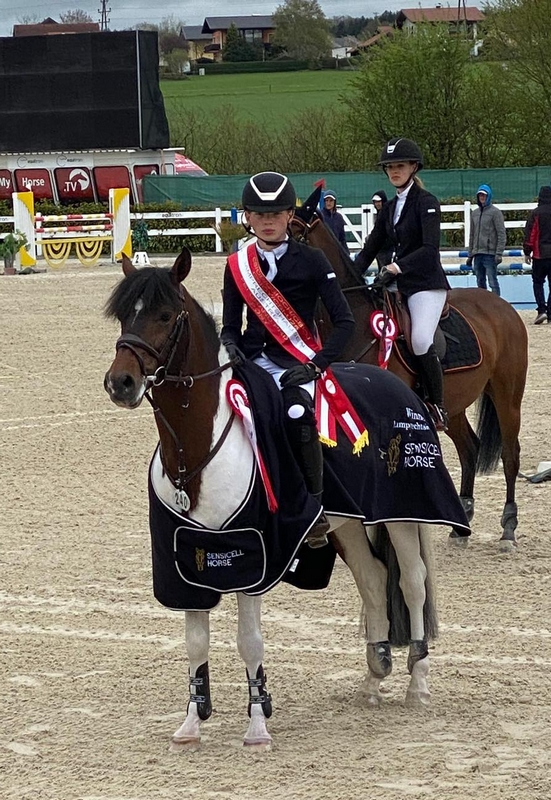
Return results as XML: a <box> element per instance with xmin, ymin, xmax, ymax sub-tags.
<box><xmin>221</xmin><ymin>172</ymin><xmax>355</xmax><ymax>546</ymax></box>
<box><xmin>356</xmin><ymin>138</ymin><xmax>450</xmax><ymax>431</ymax></box>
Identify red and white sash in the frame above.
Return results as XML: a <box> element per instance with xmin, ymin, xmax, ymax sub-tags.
<box><xmin>227</xmin><ymin>242</ymin><xmax>369</xmax><ymax>454</ymax></box>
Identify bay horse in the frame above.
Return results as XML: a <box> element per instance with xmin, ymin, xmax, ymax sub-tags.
<box><xmin>103</xmin><ymin>248</ymin><xmax>462</xmax><ymax>750</ymax></box>
<box><xmin>291</xmin><ymin>193</ymin><xmax>528</xmax><ymax>551</ymax></box>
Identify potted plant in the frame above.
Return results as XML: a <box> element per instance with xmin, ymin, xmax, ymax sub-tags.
<box><xmin>212</xmin><ymin>219</ymin><xmax>249</xmax><ymax>254</ymax></box>
<box><xmin>0</xmin><ymin>230</ymin><xmax>29</xmax><ymax>274</ymax></box>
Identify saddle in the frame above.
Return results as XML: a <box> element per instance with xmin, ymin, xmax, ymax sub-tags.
<box><xmin>375</xmin><ymin>288</ymin><xmax>482</xmax><ymax>374</ymax></box>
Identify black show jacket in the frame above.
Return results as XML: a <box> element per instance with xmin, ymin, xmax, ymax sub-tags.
<box><xmin>356</xmin><ymin>182</ymin><xmax>450</xmax><ymax>297</ymax></box>
<box><xmin>221</xmin><ymin>238</ymin><xmax>354</xmax><ymax>371</ymax></box>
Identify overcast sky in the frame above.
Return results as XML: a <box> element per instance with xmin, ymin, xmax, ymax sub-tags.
<box><xmin>0</xmin><ymin>1</ymin><xmax>409</xmax><ymax>36</ymax></box>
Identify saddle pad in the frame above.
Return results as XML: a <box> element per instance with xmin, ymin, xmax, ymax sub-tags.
<box><xmin>395</xmin><ymin>305</ymin><xmax>482</xmax><ymax>374</ymax></box>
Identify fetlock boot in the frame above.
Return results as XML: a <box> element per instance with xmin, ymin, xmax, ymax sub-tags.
<box><xmin>417</xmin><ymin>345</ymin><xmax>448</xmax><ymax>432</ymax></box>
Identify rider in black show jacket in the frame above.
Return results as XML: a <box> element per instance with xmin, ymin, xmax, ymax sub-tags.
<box><xmin>221</xmin><ymin>171</ymin><xmax>354</xmax><ymax>549</ymax></box>
<box><xmin>222</xmin><ymin>236</ymin><xmax>354</xmax><ymax>372</ymax></box>
<box><xmin>356</xmin><ymin>181</ymin><xmax>449</xmax><ymax>296</ymax></box>
<box><xmin>355</xmin><ymin>138</ymin><xmax>450</xmax><ymax>432</ymax></box>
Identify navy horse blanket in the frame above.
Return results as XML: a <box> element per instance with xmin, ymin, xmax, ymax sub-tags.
<box><xmin>149</xmin><ymin>361</ymin><xmax>469</xmax><ymax>611</ymax></box>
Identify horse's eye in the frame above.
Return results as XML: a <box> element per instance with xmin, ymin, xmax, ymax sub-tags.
<box><xmin>159</xmin><ymin>312</ymin><xmax>172</xmax><ymax>323</ymax></box>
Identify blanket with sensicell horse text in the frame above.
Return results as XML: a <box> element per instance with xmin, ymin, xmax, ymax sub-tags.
<box><xmin>148</xmin><ymin>360</ymin><xmax>470</xmax><ymax>612</ymax></box>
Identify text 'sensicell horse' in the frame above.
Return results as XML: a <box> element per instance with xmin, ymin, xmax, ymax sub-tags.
<box><xmin>104</xmin><ymin>249</ymin><xmax>468</xmax><ymax>750</ymax></box>
<box><xmin>292</xmin><ymin>193</ymin><xmax>528</xmax><ymax>551</ymax></box>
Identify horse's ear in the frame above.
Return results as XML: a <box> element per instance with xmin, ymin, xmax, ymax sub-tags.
<box><xmin>294</xmin><ymin>186</ymin><xmax>322</xmax><ymax>224</ymax></box>
<box><xmin>121</xmin><ymin>252</ymin><xmax>136</xmax><ymax>277</ymax></box>
<box><xmin>170</xmin><ymin>246</ymin><xmax>192</xmax><ymax>285</ymax></box>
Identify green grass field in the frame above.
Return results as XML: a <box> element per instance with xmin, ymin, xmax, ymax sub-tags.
<box><xmin>161</xmin><ymin>70</ymin><xmax>354</xmax><ymax>129</ymax></box>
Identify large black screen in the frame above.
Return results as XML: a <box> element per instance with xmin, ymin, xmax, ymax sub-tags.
<box><xmin>0</xmin><ymin>30</ymin><xmax>170</xmax><ymax>151</ymax></box>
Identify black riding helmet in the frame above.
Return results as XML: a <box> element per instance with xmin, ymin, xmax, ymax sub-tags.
<box><xmin>242</xmin><ymin>171</ymin><xmax>297</xmax><ymax>213</ymax></box>
<box><xmin>378</xmin><ymin>138</ymin><xmax>424</xmax><ymax>170</ymax></box>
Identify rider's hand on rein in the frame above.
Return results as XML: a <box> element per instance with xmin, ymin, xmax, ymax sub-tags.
<box><xmin>279</xmin><ymin>362</ymin><xmax>320</xmax><ymax>387</ymax></box>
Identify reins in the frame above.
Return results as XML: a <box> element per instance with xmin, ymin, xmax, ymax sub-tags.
<box><xmin>115</xmin><ymin>292</ymin><xmax>234</xmax><ymax>511</ymax></box>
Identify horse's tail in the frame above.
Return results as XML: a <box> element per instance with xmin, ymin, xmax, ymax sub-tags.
<box><xmin>476</xmin><ymin>392</ymin><xmax>502</xmax><ymax>474</ymax></box>
<box><xmin>361</xmin><ymin>523</ymin><xmax>438</xmax><ymax>647</ymax></box>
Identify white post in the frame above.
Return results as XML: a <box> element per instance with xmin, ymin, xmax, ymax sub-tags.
<box><xmin>361</xmin><ymin>204</ymin><xmax>370</xmax><ymax>241</ymax></box>
<box><xmin>463</xmin><ymin>200</ymin><xmax>471</xmax><ymax>249</ymax></box>
<box><xmin>214</xmin><ymin>207</ymin><xmax>222</xmax><ymax>253</ymax></box>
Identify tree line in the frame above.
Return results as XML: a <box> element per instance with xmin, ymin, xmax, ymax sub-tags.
<box><xmin>172</xmin><ymin>0</ymin><xmax>551</xmax><ymax>173</ymax></box>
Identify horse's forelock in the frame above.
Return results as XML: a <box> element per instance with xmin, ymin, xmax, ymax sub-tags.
<box><xmin>104</xmin><ymin>267</ymin><xmax>181</xmax><ymax>321</ymax></box>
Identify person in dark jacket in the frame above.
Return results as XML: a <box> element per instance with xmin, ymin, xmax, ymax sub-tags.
<box><xmin>371</xmin><ymin>190</ymin><xmax>394</xmax><ymax>270</ymax></box>
<box><xmin>523</xmin><ymin>185</ymin><xmax>551</xmax><ymax>324</ymax></box>
<box><xmin>466</xmin><ymin>184</ymin><xmax>506</xmax><ymax>296</ymax></box>
<box><xmin>320</xmin><ymin>189</ymin><xmax>349</xmax><ymax>252</ymax></box>
<box><xmin>356</xmin><ymin>138</ymin><xmax>450</xmax><ymax>431</ymax></box>
<box><xmin>222</xmin><ymin>172</ymin><xmax>355</xmax><ymax>546</ymax></box>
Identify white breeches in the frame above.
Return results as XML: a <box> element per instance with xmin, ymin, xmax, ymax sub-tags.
<box><xmin>253</xmin><ymin>354</ymin><xmax>316</xmax><ymax>399</ymax></box>
<box><xmin>407</xmin><ymin>290</ymin><xmax>447</xmax><ymax>355</ymax></box>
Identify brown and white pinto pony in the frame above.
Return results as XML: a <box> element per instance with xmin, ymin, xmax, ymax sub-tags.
<box><xmin>103</xmin><ymin>248</ymin><xmax>438</xmax><ymax>751</ymax></box>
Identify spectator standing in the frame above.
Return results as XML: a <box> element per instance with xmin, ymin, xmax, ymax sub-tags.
<box><xmin>466</xmin><ymin>184</ymin><xmax>506</xmax><ymax>296</ymax></box>
<box><xmin>371</xmin><ymin>190</ymin><xmax>394</xmax><ymax>270</ymax></box>
<box><xmin>320</xmin><ymin>189</ymin><xmax>349</xmax><ymax>253</ymax></box>
<box><xmin>523</xmin><ymin>185</ymin><xmax>551</xmax><ymax>324</ymax></box>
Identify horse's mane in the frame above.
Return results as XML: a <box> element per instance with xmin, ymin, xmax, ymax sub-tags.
<box><xmin>310</xmin><ymin>211</ymin><xmax>365</xmax><ymax>286</ymax></box>
<box><xmin>104</xmin><ymin>266</ymin><xmax>217</xmax><ymax>338</ymax></box>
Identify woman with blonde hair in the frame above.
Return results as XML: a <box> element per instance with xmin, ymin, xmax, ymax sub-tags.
<box><xmin>356</xmin><ymin>137</ymin><xmax>450</xmax><ymax>431</ymax></box>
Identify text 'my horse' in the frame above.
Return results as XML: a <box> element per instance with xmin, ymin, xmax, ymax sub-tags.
<box><xmin>104</xmin><ymin>248</ymin><xmax>449</xmax><ymax>751</ymax></box>
<box><xmin>292</xmin><ymin>192</ymin><xmax>528</xmax><ymax>551</ymax></box>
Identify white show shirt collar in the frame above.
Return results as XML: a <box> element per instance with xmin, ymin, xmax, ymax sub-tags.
<box><xmin>393</xmin><ymin>179</ymin><xmax>414</xmax><ymax>225</ymax></box>
<box><xmin>256</xmin><ymin>239</ymin><xmax>289</xmax><ymax>282</ymax></box>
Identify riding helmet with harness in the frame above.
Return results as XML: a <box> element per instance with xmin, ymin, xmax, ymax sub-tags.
<box><xmin>378</xmin><ymin>137</ymin><xmax>424</xmax><ymax>169</ymax></box>
<box><xmin>242</xmin><ymin>172</ymin><xmax>297</xmax><ymax>213</ymax></box>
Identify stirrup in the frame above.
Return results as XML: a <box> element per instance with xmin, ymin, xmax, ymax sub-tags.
<box><xmin>426</xmin><ymin>402</ymin><xmax>449</xmax><ymax>432</ymax></box>
<box><xmin>306</xmin><ymin>512</ymin><xmax>330</xmax><ymax>549</ymax></box>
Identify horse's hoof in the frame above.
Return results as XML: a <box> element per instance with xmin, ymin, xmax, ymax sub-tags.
<box><xmin>170</xmin><ymin>735</ymin><xmax>201</xmax><ymax>752</ymax></box>
<box><xmin>243</xmin><ymin>737</ymin><xmax>272</xmax><ymax>752</ymax></box>
<box><xmin>448</xmin><ymin>533</ymin><xmax>469</xmax><ymax>548</ymax></box>
<box><xmin>498</xmin><ymin>538</ymin><xmax>517</xmax><ymax>554</ymax></box>
<box><xmin>406</xmin><ymin>690</ymin><xmax>431</xmax><ymax>708</ymax></box>
<box><xmin>366</xmin><ymin>692</ymin><xmax>383</xmax><ymax>707</ymax></box>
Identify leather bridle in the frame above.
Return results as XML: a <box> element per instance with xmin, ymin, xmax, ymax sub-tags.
<box><xmin>114</xmin><ymin>291</ymin><xmax>234</xmax><ymax>510</ymax></box>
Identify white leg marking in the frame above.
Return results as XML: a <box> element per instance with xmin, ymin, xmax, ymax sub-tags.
<box><xmin>332</xmin><ymin>520</ymin><xmax>389</xmax><ymax>706</ymax></box>
<box><xmin>236</xmin><ymin>593</ymin><xmax>272</xmax><ymax>750</ymax></box>
<box><xmin>386</xmin><ymin>522</ymin><xmax>431</xmax><ymax>706</ymax></box>
<box><xmin>171</xmin><ymin>611</ymin><xmax>210</xmax><ymax>751</ymax></box>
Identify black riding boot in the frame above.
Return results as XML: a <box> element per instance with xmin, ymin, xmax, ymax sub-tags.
<box><xmin>417</xmin><ymin>345</ymin><xmax>448</xmax><ymax>431</ymax></box>
<box><xmin>294</xmin><ymin>435</ymin><xmax>330</xmax><ymax>549</ymax></box>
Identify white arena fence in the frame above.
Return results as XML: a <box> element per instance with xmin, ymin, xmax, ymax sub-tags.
<box><xmin>0</xmin><ymin>200</ymin><xmax>538</xmax><ymax>272</ymax></box>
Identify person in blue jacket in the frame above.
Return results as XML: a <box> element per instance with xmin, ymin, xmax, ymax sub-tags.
<box><xmin>320</xmin><ymin>189</ymin><xmax>349</xmax><ymax>253</ymax></box>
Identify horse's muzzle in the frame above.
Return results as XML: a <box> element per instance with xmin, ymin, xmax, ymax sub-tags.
<box><xmin>104</xmin><ymin>369</ymin><xmax>145</xmax><ymax>408</ymax></box>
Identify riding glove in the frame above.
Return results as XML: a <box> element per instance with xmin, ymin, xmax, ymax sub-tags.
<box><xmin>374</xmin><ymin>266</ymin><xmax>396</xmax><ymax>287</ymax></box>
<box><xmin>279</xmin><ymin>362</ymin><xmax>320</xmax><ymax>387</ymax></box>
<box><xmin>466</xmin><ymin>257</ymin><xmax>473</xmax><ymax>267</ymax></box>
<box><xmin>222</xmin><ymin>339</ymin><xmax>246</xmax><ymax>365</ymax></box>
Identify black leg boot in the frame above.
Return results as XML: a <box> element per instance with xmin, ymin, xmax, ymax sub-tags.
<box><xmin>295</xmin><ymin>434</ymin><xmax>330</xmax><ymax>549</ymax></box>
<box><xmin>417</xmin><ymin>345</ymin><xmax>448</xmax><ymax>432</ymax></box>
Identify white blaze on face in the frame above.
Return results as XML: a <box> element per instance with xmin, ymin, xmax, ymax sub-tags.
<box><xmin>133</xmin><ymin>298</ymin><xmax>144</xmax><ymax>325</ymax></box>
